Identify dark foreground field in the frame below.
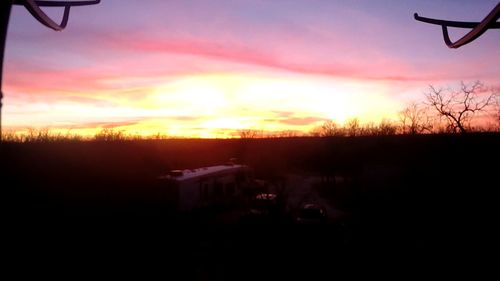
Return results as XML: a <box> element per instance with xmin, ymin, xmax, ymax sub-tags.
<box><xmin>2</xmin><ymin>134</ymin><xmax>499</xmax><ymax>276</ymax></box>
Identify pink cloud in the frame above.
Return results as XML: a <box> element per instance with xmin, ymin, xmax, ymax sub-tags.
<box><xmin>89</xmin><ymin>30</ymin><xmax>496</xmax><ymax>82</ymax></box>
<box><xmin>103</xmin><ymin>35</ymin><xmax>419</xmax><ymax>81</ymax></box>
<box><xmin>9</xmin><ymin>27</ymin><xmax>421</xmax><ymax>82</ymax></box>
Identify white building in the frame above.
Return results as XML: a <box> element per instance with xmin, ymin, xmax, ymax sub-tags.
<box><xmin>159</xmin><ymin>163</ymin><xmax>251</xmax><ymax>212</ymax></box>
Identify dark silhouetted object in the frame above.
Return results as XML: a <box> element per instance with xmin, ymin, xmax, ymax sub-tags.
<box><xmin>414</xmin><ymin>3</ymin><xmax>500</xmax><ymax>48</ymax></box>
<box><xmin>0</xmin><ymin>0</ymin><xmax>100</xmax><ymax>141</ymax></box>
<box><xmin>425</xmin><ymin>81</ymin><xmax>496</xmax><ymax>133</ymax></box>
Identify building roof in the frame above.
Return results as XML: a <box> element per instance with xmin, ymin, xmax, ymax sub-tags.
<box><xmin>162</xmin><ymin>164</ymin><xmax>247</xmax><ymax>182</ymax></box>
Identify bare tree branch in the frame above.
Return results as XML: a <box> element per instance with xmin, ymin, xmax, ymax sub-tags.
<box><xmin>399</xmin><ymin>102</ymin><xmax>433</xmax><ymax>134</ymax></box>
<box><xmin>425</xmin><ymin>81</ymin><xmax>495</xmax><ymax>133</ymax></box>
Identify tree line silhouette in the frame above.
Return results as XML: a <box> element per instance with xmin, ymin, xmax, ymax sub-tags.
<box><xmin>2</xmin><ymin>81</ymin><xmax>499</xmax><ymax>142</ymax></box>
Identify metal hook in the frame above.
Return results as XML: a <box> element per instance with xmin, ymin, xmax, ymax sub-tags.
<box><xmin>414</xmin><ymin>3</ymin><xmax>500</xmax><ymax>48</ymax></box>
<box><xmin>14</xmin><ymin>0</ymin><xmax>100</xmax><ymax>31</ymax></box>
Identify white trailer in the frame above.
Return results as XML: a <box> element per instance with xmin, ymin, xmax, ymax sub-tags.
<box><xmin>160</xmin><ymin>164</ymin><xmax>251</xmax><ymax>212</ymax></box>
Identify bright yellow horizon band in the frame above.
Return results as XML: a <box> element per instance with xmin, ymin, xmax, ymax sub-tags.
<box><xmin>4</xmin><ymin>73</ymin><xmax>401</xmax><ymax>138</ymax></box>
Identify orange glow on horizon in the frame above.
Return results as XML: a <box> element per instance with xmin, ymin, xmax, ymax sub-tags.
<box><xmin>4</xmin><ymin>73</ymin><xmax>402</xmax><ymax>138</ymax></box>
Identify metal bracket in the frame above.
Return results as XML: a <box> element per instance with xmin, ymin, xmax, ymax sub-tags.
<box><xmin>415</xmin><ymin>3</ymin><xmax>500</xmax><ymax>48</ymax></box>
<box><xmin>13</xmin><ymin>0</ymin><xmax>100</xmax><ymax>31</ymax></box>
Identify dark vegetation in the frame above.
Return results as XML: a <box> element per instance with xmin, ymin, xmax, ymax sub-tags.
<box><xmin>3</xmin><ymin>134</ymin><xmax>499</xmax><ymax>275</ymax></box>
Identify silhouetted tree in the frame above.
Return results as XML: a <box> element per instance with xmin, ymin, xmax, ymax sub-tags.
<box><xmin>345</xmin><ymin>118</ymin><xmax>361</xmax><ymax>137</ymax></box>
<box><xmin>425</xmin><ymin>81</ymin><xmax>496</xmax><ymax>133</ymax></box>
<box><xmin>238</xmin><ymin>129</ymin><xmax>263</xmax><ymax>139</ymax></box>
<box><xmin>312</xmin><ymin>120</ymin><xmax>345</xmax><ymax>137</ymax></box>
<box><xmin>359</xmin><ymin>122</ymin><xmax>377</xmax><ymax>136</ymax></box>
<box><xmin>275</xmin><ymin>130</ymin><xmax>302</xmax><ymax>138</ymax></box>
<box><xmin>94</xmin><ymin>128</ymin><xmax>125</xmax><ymax>141</ymax></box>
<box><xmin>376</xmin><ymin>119</ymin><xmax>398</xmax><ymax>135</ymax></box>
<box><xmin>309</xmin><ymin>127</ymin><xmax>322</xmax><ymax>137</ymax></box>
<box><xmin>494</xmin><ymin>96</ymin><xmax>500</xmax><ymax>131</ymax></box>
<box><xmin>399</xmin><ymin>102</ymin><xmax>433</xmax><ymax>134</ymax></box>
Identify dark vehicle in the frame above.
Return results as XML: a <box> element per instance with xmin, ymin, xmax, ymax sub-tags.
<box><xmin>249</xmin><ymin>193</ymin><xmax>278</xmax><ymax>215</ymax></box>
<box><xmin>295</xmin><ymin>203</ymin><xmax>327</xmax><ymax>224</ymax></box>
<box><xmin>239</xmin><ymin>193</ymin><xmax>280</xmax><ymax>223</ymax></box>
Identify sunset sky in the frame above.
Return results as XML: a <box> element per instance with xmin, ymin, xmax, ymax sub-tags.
<box><xmin>3</xmin><ymin>0</ymin><xmax>499</xmax><ymax>138</ymax></box>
